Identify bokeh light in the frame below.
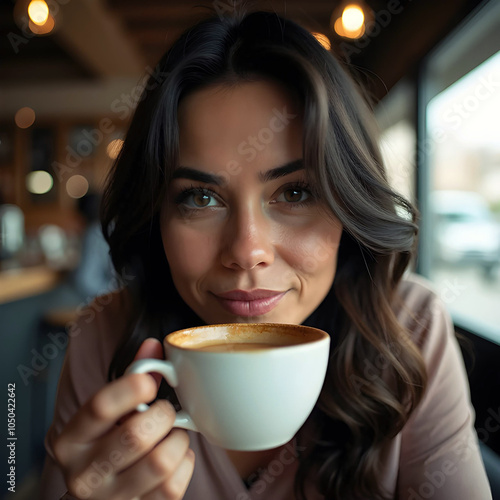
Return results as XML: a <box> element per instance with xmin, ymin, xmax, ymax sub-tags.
<box><xmin>342</xmin><ymin>4</ymin><xmax>365</xmax><ymax>32</ymax></box>
<box><xmin>28</xmin><ymin>0</ymin><xmax>49</xmax><ymax>26</ymax></box>
<box><xmin>15</xmin><ymin>107</ymin><xmax>36</xmax><ymax>129</ymax></box>
<box><xmin>26</xmin><ymin>170</ymin><xmax>53</xmax><ymax>195</ymax></box>
<box><xmin>312</xmin><ymin>32</ymin><xmax>331</xmax><ymax>51</ymax></box>
<box><xmin>334</xmin><ymin>16</ymin><xmax>365</xmax><ymax>39</ymax></box>
<box><xmin>29</xmin><ymin>13</ymin><xmax>55</xmax><ymax>35</ymax></box>
<box><xmin>106</xmin><ymin>139</ymin><xmax>124</xmax><ymax>160</ymax></box>
<box><xmin>66</xmin><ymin>175</ymin><xmax>89</xmax><ymax>199</ymax></box>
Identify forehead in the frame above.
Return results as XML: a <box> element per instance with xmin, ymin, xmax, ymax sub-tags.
<box><xmin>176</xmin><ymin>80</ymin><xmax>303</xmax><ymax>166</ymax></box>
<box><xmin>178</xmin><ymin>79</ymin><xmax>300</xmax><ymax>120</ymax></box>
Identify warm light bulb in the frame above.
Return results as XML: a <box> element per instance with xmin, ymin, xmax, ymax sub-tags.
<box><xmin>26</xmin><ymin>170</ymin><xmax>53</xmax><ymax>194</ymax></box>
<box><xmin>28</xmin><ymin>0</ymin><xmax>49</xmax><ymax>26</ymax></box>
<box><xmin>334</xmin><ymin>16</ymin><xmax>365</xmax><ymax>39</ymax></box>
<box><xmin>342</xmin><ymin>5</ymin><xmax>365</xmax><ymax>32</ymax></box>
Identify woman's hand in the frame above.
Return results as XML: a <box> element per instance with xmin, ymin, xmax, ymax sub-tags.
<box><xmin>52</xmin><ymin>338</ymin><xmax>195</xmax><ymax>499</ymax></box>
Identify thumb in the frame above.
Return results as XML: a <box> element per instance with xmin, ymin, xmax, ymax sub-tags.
<box><xmin>118</xmin><ymin>338</ymin><xmax>164</xmax><ymax>426</ymax></box>
<box><xmin>132</xmin><ymin>337</ymin><xmax>164</xmax><ymax>390</ymax></box>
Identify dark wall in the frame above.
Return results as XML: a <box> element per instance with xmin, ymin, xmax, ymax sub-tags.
<box><xmin>458</xmin><ymin>327</ymin><xmax>500</xmax><ymax>455</ymax></box>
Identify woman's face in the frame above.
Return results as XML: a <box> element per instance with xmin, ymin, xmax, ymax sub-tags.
<box><xmin>160</xmin><ymin>79</ymin><xmax>343</xmax><ymax>325</ymax></box>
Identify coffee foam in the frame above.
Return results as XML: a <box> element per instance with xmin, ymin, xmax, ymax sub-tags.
<box><xmin>166</xmin><ymin>323</ymin><xmax>327</xmax><ymax>350</ymax></box>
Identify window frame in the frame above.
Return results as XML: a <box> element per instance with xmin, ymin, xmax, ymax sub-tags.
<box><xmin>415</xmin><ymin>0</ymin><xmax>500</xmax><ymax>343</ymax></box>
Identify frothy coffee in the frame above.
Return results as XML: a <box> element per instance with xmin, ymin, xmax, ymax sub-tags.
<box><xmin>196</xmin><ymin>342</ymin><xmax>283</xmax><ymax>352</ymax></box>
<box><xmin>167</xmin><ymin>323</ymin><xmax>325</xmax><ymax>350</ymax></box>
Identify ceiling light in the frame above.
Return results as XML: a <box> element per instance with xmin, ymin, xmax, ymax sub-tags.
<box><xmin>342</xmin><ymin>4</ymin><xmax>365</xmax><ymax>32</ymax></box>
<box><xmin>331</xmin><ymin>2</ymin><xmax>372</xmax><ymax>40</ymax></box>
<box><xmin>333</xmin><ymin>17</ymin><xmax>365</xmax><ymax>39</ymax></box>
<box><xmin>28</xmin><ymin>0</ymin><xmax>49</xmax><ymax>26</ymax></box>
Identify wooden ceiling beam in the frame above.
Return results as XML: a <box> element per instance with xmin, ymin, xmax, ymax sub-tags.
<box><xmin>53</xmin><ymin>0</ymin><xmax>146</xmax><ymax>78</ymax></box>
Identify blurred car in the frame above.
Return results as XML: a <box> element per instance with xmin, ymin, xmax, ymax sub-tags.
<box><xmin>430</xmin><ymin>190</ymin><xmax>500</xmax><ymax>277</ymax></box>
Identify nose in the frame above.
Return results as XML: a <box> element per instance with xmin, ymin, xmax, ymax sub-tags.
<box><xmin>220</xmin><ymin>204</ymin><xmax>275</xmax><ymax>271</ymax></box>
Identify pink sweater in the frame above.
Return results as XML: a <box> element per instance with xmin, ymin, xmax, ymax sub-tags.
<box><xmin>40</xmin><ymin>275</ymin><xmax>492</xmax><ymax>499</ymax></box>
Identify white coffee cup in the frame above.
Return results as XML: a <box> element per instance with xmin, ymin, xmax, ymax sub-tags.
<box><xmin>125</xmin><ymin>323</ymin><xmax>330</xmax><ymax>451</ymax></box>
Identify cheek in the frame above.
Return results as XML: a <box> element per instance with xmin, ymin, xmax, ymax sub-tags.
<box><xmin>281</xmin><ymin>223</ymin><xmax>342</xmax><ymax>275</ymax></box>
<box><xmin>161</xmin><ymin>219</ymin><xmax>218</xmax><ymax>279</ymax></box>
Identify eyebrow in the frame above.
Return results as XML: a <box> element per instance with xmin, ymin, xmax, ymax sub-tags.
<box><xmin>172</xmin><ymin>159</ymin><xmax>304</xmax><ymax>185</ymax></box>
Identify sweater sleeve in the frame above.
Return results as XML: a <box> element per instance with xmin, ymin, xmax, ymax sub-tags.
<box><xmin>396</xmin><ymin>278</ymin><xmax>492</xmax><ymax>500</ymax></box>
<box><xmin>39</xmin><ymin>289</ymin><xmax>129</xmax><ymax>500</ymax></box>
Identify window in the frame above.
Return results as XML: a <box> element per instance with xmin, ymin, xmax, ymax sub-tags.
<box><xmin>419</xmin><ymin>0</ymin><xmax>500</xmax><ymax>343</ymax></box>
<box><xmin>376</xmin><ymin>79</ymin><xmax>417</xmax><ymax>205</ymax></box>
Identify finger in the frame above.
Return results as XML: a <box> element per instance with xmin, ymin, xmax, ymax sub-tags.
<box><xmin>87</xmin><ymin>400</ymin><xmax>176</xmax><ymax>475</ymax></box>
<box><xmin>57</xmin><ymin>373</ymin><xmax>158</xmax><ymax>448</ymax></box>
<box><xmin>133</xmin><ymin>338</ymin><xmax>164</xmax><ymax>390</ymax></box>
<box><xmin>141</xmin><ymin>448</ymin><xmax>195</xmax><ymax>500</ymax></box>
<box><xmin>108</xmin><ymin>429</ymin><xmax>190</xmax><ymax>498</ymax></box>
<box><xmin>115</xmin><ymin>338</ymin><xmax>166</xmax><ymax>426</ymax></box>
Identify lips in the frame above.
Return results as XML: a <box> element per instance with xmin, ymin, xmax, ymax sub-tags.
<box><xmin>212</xmin><ymin>289</ymin><xmax>288</xmax><ymax>316</ymax></box>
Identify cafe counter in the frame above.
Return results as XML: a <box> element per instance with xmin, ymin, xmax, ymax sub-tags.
<box><xmin>0</xmin><ymin>265</ymin><xmax>64</xmax><ymax>304</ymax></box>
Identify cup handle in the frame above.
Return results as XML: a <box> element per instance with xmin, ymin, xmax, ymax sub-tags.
<box><xmin>124</xmin><ymin>359</ymin><xmax>198</xmax><ymax>432</ymax></box>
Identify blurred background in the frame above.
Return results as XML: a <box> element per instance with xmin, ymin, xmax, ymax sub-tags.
<box><xmin>0</xmin><ymin>0</ymin><xmax>499</xmax><ymax>497</ymax></box>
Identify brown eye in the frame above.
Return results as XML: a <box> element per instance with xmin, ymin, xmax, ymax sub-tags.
<box><xmin>174</xmin><ymin>187</ymin><xmax>221</xmax><ymax>210</ymax></box>
<box><xmin>283</xmin><ymin>188</ymin><xmax>305</xmax><ymax>202</ymax></box>
<box><xmin>193</xmin><ymin>193</ymin><xmax>211</xmax><ymax>207</ymax></box>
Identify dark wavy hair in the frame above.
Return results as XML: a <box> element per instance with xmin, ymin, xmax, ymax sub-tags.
<box><xmin>101</xmin><ymin>7</ymin><xmax>427</xmax><ymax>499</ymax></box>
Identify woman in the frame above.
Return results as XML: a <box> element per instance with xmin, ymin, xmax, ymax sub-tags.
<box><xmin>41</xmin><ymin>8</ymin><xmax>492</xmax><ymax>500</ymax></box>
